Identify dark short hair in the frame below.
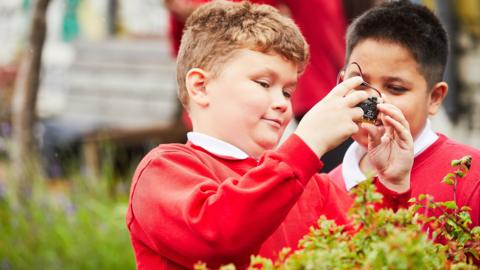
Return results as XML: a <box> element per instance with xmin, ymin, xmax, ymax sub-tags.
<box><xmin>345</xmin><ymin>0</ymin><xmax>448</xmax><ymax>88</ymax></box>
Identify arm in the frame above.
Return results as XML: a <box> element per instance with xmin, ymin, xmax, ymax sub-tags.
<box><xmin>295</xmin><ymin>76</ymin><xmax>367</xmax><ymax>158</ymax></box>
<box><xmin>129</xmin><ymin>135</ymin><xmax>321</xmax><ymax>268</ymax></box>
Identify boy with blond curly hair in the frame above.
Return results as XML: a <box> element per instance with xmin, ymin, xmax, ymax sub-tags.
<box><xmin>127</xmin><ymin>1</ymin><xmax>414</xmax><ymax>269</ymax></box>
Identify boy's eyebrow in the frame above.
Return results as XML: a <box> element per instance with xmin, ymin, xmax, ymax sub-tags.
<box><xmin>255</xmin><ymin>67</ymin><xmax>298</xmax><ymax>87</ymax></box>
<box><xmin>256</xmin><ymin>67</ymin><xmax>280</xmax><ymax>78</ymax></box>
<box><xmin>361</xmin><ymin>72</ymin><xmax>412</xmax><ymax>86</ymax></box>
<box><xmin>382</xmin><ymin>75</ymin><xmax>411</xmax><ymax>85</ymax></box>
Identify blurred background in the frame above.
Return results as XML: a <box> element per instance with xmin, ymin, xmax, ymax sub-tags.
<box><xmin>0</xmin><ymin>0</ymin><xmax>479</xmax><ymax>269</ymax></box>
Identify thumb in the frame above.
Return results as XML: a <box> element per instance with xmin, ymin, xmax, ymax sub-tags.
<box><xmin>362</xmin><ymin>123</ymin><xmax>384</xmax><ymax>148</ymax></box>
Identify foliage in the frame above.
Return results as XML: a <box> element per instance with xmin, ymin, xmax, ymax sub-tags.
<box><xmin>195</xmin><ymin>156</ymin><xmax>479</xmax><ymax>269</ymax></box>
<box><xmin>0</xmin><ymin>165</ymin><xmax>135</xmax><ymax>270</ymax></box>
<box><xmin>411</xmin><ymin>155</ymin><xmax>480</xmax><ymax>266</ymax></box>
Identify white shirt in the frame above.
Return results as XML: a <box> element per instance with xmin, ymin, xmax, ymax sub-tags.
<box><xmin>342</xmin><ymin>120</ymin><xmax>439</xmax><ymax>191</ymax></box>
<box><xmin>187</xmin><ymin>132</ymin><xmax>249</xmax><ymax>160</ymax></box>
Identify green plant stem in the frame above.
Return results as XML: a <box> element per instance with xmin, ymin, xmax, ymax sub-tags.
<box><xmin>429</xmin><ymin>199</ymin><xmax>473</xmax><ymax>238</ymax></box>
<box><xmin>454</xmin><ymin>176</ymin><xmax>458</xmax><ymax>214</ymax></box>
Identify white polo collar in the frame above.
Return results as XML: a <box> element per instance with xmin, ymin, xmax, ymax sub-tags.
<box><xmin>187</xmin><ymin>132</ymin><xmax>249</xmax><ymax>160</ymax></box>
<box><xmin>342</xmin><ymin>120</ymin><xmax>439</xmax><ymax>191</ymax></box>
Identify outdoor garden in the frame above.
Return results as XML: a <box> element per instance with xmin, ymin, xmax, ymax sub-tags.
<box><xmin>1</xmin><ymin>0</ymin><xmax>480</xmax><ymax>269</ymax></box>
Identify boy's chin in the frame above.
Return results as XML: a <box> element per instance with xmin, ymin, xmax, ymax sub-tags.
<box><xmin>256</xmin><ymin>135</ymin><xmax>281</xmax><ymax>150</ymax></box>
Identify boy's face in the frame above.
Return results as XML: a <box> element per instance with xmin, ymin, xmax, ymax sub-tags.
<box><xmin>347</xmin><ymin>39</ymin><xmax>439</xmax><ymax>147</ymax></box>
<box><xmin>200</xmin><ymin>49</ymin><xmax>297</xmax><ymax>157</ymax></box>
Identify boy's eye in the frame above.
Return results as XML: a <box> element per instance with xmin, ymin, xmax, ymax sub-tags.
<box><xmin>283</xmin><ymin>90</ymin><xmax>292</xmax><ymax>98</ymax></box>
<box><xmin>386</xmin><ymin>85</ymin><xmax>407</xmax><ymax>94</ymax></box>
<box><xmin>255</xmin><ymin>80</ymin><xmax>270</xmax><ymax>88</ymax></box>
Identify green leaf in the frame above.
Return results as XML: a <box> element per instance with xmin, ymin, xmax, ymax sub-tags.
<box><xmin>412</xmin><ymin>205</ymin><xmax>422</xmax><ymax>212</ymax></box>
<box><xmin>451</xmin><ymin>159</ymin><xmax>461</xmax><ymax>167</ymax></box>
<box><xmin>441</xmin><ymin>174</ymin><xmax>455</xmax><ymax>185</ymax></box>
<box><xmin>454</xmin><ymin>170</ymin><xmax>465</xmax><ymax>178</ymax></box>
<box><xmin>442</xmin><ymin>201</ymin><xmax>457</xmax><ymax>210</ymax></box>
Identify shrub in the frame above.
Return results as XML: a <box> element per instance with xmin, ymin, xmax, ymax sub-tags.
<box><xmin>196</xmin><ymin>156</ymin><xmax>480</xmax><ymax>270</ymax></box>
<box><xmin>0</xmin><ymin>171</ymin><xmax>135</xmax><ymax>270</ymax></box>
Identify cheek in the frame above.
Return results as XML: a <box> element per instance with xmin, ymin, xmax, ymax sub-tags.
<box><xmin>229</xmin><ymin>91</ymin><xmax>267</xmax><ymax>114</ymax></box>
<box><xmin>245</xmin><ymin>89</ymin><xmax>271</xmax><ymax>108</ymax></box>
<box><xmin>392</xmin><ymin>100</ymin><xmax>425</xmax><ymax>121</ymax></box>
<box><xmin>403</xmin><ymin>109</ymin><xmax>427</xmax><ymax>138</ymax></box>
<box><xmin>285</xmin><ymin>103</ymin><xmax>293</xmax><ymax>118</ymax></box>
<box><xmin>280</xmin><ymin>111</ymin><xmax>294</xmax><ymax>132</ymax></box>
<box><xmin>388</xmin><ymin>98</ymin><xmax>427</xmax><ymax>138</ymax></box>
<box><xmin>385</xmin><ymin>97</ymin><xmax>412</xmax><ymax>122</ymax></box>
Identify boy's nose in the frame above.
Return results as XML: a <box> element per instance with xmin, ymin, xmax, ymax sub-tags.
<box><xmin>271</xmin><ymin>90</ymin><xmax>289</xmax><ymax>112</ymax></box>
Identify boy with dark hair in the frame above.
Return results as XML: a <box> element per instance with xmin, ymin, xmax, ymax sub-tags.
<box><xmin>127</xmin><ymin>1</ymin><xmax>415</xmax><ymax>269</ymax></box>
<box><xmin>330</xmin><ymin>0</ymin><xmax>480</xmax><ymax>226</ymax></box>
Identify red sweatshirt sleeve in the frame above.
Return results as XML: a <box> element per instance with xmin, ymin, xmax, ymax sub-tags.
<box><xmin>373</xmin><ymin>178</ymin><xmax>412</xmax><ymax>211</ymax></box>
<box><xmin>128</xmin><ymin>135</ymin><xmax>322</xmax><ymax>268</ymax></box>
<box><xmin>311</xmin><ymin>176</ymin><xmax>412</xmax><ymax>231</ymax></box>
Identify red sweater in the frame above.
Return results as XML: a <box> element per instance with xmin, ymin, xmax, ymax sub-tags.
<box><xmin>127</xmin><ymin>135</ymin><xmax>409</xmax><ymax>269</ymax></box>
<box><xmin>330</xmin><ymin>134</ymin><xmax>480</xmax><ymax>227</ymax></box>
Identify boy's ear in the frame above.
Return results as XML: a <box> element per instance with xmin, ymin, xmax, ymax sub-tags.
<box><xmin>428</xmin><ymin>81</ymin><xmax>448</xmax><ymax>116</ymax></box>
<box><xmin>186</xmin><ymin>68</ymin><xmax>210</xmax><ymax>107</ymax></box>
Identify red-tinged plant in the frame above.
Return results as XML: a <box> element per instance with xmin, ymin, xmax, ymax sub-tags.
<box><xmin>411</xmin><ymin>155</ymin><xmax>480</xmax><ymax>266</ymax></box>
<box><xmin>195</xmin><ymin>156</ymin><xmax>479</xmax><ymax>270</ymax></box>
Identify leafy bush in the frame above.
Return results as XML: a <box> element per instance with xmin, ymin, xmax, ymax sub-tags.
<box><xmin>196</xmin><ymin>156</ymin><xmax>480</xmax><ymax>270</ymax></box>
<box><xmin>0</xmin><ymin>171</ymin><xmax>135</xmax><ymax>270</ymax></box>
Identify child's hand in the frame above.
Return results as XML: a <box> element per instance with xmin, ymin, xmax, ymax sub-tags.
<box><xmin>295</xmin><ymin>76</ymin><xmax>367</xmax><ymax>158</ymax></box>
<box><xmin>362</xmin><ymin>103</ymin><xmax>414</xmax><ymax>193</ymax></box>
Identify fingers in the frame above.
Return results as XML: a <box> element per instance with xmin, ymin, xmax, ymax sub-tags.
<box><xmin>362</xmin><ymin>123</ymin><xmax>384</xmax><ymax>147</ymax></box>
<box><xmin>377</xmin><ymin>103</ymin><xmax>410</xmax><ymax>131</ymax></box>
<box><xmin>344</xmin><ymin>90</ymin><xmax>369</xmax><ymax>108</ymax></box>
<box><xmin>351</xmin><ymin>107</ymin><xmax>364</xmax><ymax>122</ymax></box>
<box><xmin>329</xmin><ymin>76</ymin><xmax>364</xmax><ymax>97</ymax></box>
<box><xmin>383</xmin><ymin>115</ymin><xmax>413</xmax><ymax>146</ymax></box>
<box><xmin>377</xmin><ymin>104</ymin><xmax>412</xmax><ymax>145</ymax></box>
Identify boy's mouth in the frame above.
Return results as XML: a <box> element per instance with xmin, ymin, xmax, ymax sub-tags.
<box><xmin>262</xmin><ymin>117</ymin><xmax>283</xmax><ymax>127</ymax></box>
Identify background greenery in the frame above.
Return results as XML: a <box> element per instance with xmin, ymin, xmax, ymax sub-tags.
<box><xmin>0</xmin><ymin>161</ymin><xmax>135</xmax><ymax>270</ymax></box>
